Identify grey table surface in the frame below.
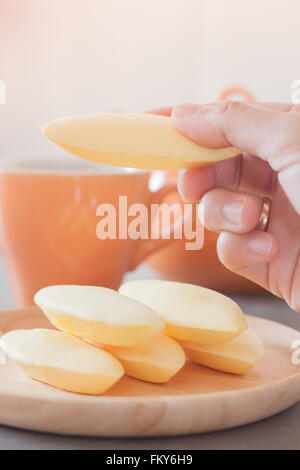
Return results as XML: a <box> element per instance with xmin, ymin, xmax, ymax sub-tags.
<box><xmin>0</xmin><ymin>259</ymin><xmax>299</xmax><ymax>450</ymax></box>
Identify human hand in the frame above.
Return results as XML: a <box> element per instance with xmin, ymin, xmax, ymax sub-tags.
<box><xmin>158</xmin><ymin>102</ymin><xmax>300</xmax><ymax>311</ymax></box>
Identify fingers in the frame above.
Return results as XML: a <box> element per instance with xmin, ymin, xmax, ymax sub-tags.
<box><xmin>173</xmin><ymin>101</ymin><xmax>300</xmax><ymax>214</ymax></box>
<box><xmin>145</xmin><ymin>102</ymin><xmax>300</xmax><ymax>119</ymax></box>
<box><xmin>146</xmin><ymin>102</ymin><xmax>300</xmax><ymax>119</ymax></box>
<box><xmin>171</xmin><ymin>101</ymin><xmax>300</xmax><ymax>172</ymax></box>
<box><xmin>198</xmin><ymin>187</ymin><xmax>279</xmax><ymax>291</ymax></box>
<box><xmin>199</xmin><ymin>188</ymin><xmax>262</xmax><ymax>234</ymax></box>
<box><xmin>250</xmin><ymin>102</ymin><xmax>300</xmax><ymax>112</ymax></box>
<box><xmin>217</xmin><ymin>231</ymin><xmax>279</xmax><ymax>270</ymax></box>
<box><xmin>178</xmin><ymin>153</ymin><xmax>275</xmax><ymax>202</ymax></box>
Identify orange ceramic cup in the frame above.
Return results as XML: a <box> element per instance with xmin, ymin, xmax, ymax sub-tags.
<box><xmin>0</xmin><ymin>159</ymin><xmax>176</xmax><ymax>307</ymax></box>
<box><xmin>146</xmin><ymin>172</ymin><xmax>262</xmax><ymax>294</ymax></box>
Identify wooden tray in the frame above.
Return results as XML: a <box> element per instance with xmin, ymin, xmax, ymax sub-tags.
<box><xmin>0</xmin><ymin>307</ymin><xmax>299</xmax><ymax>437</ymax></box>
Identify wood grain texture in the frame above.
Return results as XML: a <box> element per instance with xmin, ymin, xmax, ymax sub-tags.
<box><xmin>0</xmin><ymin>307</ymin><xmax>299</xmax><ymax>437</ymax></box>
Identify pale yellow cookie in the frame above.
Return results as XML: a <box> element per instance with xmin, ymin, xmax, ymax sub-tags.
<box><xmin>0</xmin><ymin>328</ymin><xmax>124</xmax><ymax>394</ymax></box>
<box><xmin>103</xmin><ymin>333</ymin><xmax>185</xmax><ymax>383</ymax></box>
<box><xmin>119</xmin><ymin>280</ymin><xmax>247</xmax><ymax>345</ymax></box>
<box><xmin>34</xmin><ymin>285</ymin><xmax>164</xmax><ymax>347</ymax></box>
<box><xmin>42</xmin><ymin>113</ymin><xmax>241</xmax><ymax>170</ymax></box>
<box><xmin>180</xmin><ymin>329</ymin><xmax>264</xmax><ymax>375</ymax></box>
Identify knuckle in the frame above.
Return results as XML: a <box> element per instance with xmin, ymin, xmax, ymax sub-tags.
<box><xmin>218</xmin><ymin>100</ymin><xmax>245</xmax><ymax>118</ymax></box>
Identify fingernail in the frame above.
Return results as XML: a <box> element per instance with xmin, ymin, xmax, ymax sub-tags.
<box><xmin>177</xmin><ymin>170</ymin><xmax>186</xmax><ymax>198</ymax></box>
<box><xmin>198</xmin><ymin>202</ymin><xmax>205</xmax><ymax>225</ymax></box>
<box><xmin>172</xmin><ymin>104</ymin><xmax>199</xmax><ymax>120</ymax></box>
<box><xmin>247</xmin><ymin>235</ymin><xmax>272</xmax><ymax>256</ymax></box>
<box><xmin>177</xmin><ymin>170</ymin><xmax>185</xmax><ymax>194</ymax></box>
<box><xmin>178</xmin><ymin>169</ymin><xmax>186</xmax><ymax>180</ymax></box>
<box><xmin>177</xmin><ymin>170</ymin><xmax>194</xmax><ymax>202</ymax></box>
<box><xmin>222</xmin><ymin>199</ymin><xmax>244</xmax><ymax>225</ymax></box>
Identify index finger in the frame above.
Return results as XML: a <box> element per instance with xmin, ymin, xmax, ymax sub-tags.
<box><xmin>171</xmin><ymin>101</ymin><xmax>300</xmax><ymax>173</ymax></box>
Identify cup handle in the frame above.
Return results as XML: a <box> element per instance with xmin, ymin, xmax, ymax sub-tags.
<box><xmin>218</xmin><ymin>86</ymin><xmax>255</xmax><ymax>102</ymax></box>
<box><xmin>129</xmin><ymin>183</ymin><xmax>180</xmax><ymax>270</ymax></box>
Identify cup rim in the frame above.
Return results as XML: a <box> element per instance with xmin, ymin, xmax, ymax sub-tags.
<box><xmin>0</xmin><ymin>158</ymin><xmax>149</xmax><ymax>175</ymax></box>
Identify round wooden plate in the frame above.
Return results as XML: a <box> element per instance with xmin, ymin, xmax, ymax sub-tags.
<box><xmin>0</xmin><ymin>307</ymin><xmax>299</xmax><ymax>437</ymax></box>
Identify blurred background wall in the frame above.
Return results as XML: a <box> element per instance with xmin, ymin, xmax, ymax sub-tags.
<box><xmin>0</xmin><ymin>0</ymin><xmax>300</xmax><ymax>160</ymax></box>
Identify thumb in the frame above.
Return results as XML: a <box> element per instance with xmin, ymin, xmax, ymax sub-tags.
<box><xmin>172</xmin><ymin>102</ymin><xmax>300</xmax><ymax>214</ymax></box>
